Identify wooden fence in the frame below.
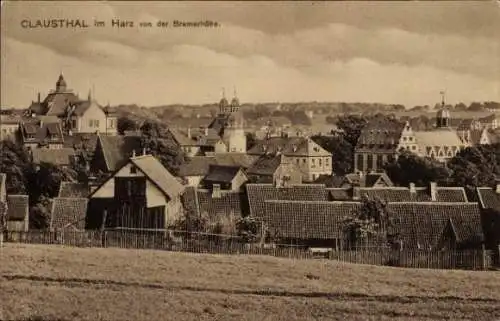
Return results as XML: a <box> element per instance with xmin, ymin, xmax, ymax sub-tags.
<box><xmin>2</xmin><ymin>229</ymin><xmax>494</xmax><ymax>270</ymax></box>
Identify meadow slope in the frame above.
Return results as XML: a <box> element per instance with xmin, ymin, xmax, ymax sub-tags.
<box><xmin>1</xmin><ymin>244</ymin><xmax>499</xmax><ymax>321</ymax></box>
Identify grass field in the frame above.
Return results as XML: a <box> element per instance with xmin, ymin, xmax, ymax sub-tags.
<box><xmin>1</xmin><ymin>244</ymin><xmax>499</xmax><ymax>321</ymax></box>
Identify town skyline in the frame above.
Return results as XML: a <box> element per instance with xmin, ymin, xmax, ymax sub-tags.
<box><xmin>1</xmin><ymin>1</ymin><xmax>499</xmax><ymax>108</ymax></box>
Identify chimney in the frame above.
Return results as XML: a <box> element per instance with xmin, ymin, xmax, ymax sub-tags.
<box><xmin>430</xmin><ymin>182</ymin><xmax>438</xmax><ymax>201</ymax></box>
<box><xmin>132</xmin><ymin>150</ymin><xmax>136</xmax><ymax>158</ymax></box>
<box><xmin>142</xmin><ymin>147</ymin><xmax>146</xmax><ymax>156</ymax></box>
<box><xmin>187</xmin><ymin>127</ymin><xmax>191</xmax><ymax>139</ymax></box>
<box><xmin>37</xmin><ymin>92</ymin><xmax>41</xmax><ymax>103</ymax></box>
<box><xmin>496</xmin><ymin>184</ymin><xmax>500</xmax><ymax>194</ymax></box>
<box><xmin>409</xmin><ymin>182</ymin><xmax>416</xmax><ymax>194</ymax></box>
<box><xmin>212</xmin><ymin>184</ymin><xmax>221</xmax><ymax>198</ymax></box>
<box><xmin>204</xmin><ymin>127</ymin><xmax>208</xmax><ymax>136</ymax></box>
<box><xmin>352</xmin><ymin>187</ymin><xmax>361</xmax><ymax>200</ymax></box>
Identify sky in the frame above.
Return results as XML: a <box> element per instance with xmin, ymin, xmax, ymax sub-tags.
<box><xmin>1</xmin><ymin>1</ymin><xmax>499</xmax><ymax>109</ymax></box>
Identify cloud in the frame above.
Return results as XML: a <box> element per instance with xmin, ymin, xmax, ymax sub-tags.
<box><xmin>1</xmin><ymin>2</ymin><xmax>499</xmax><ymax>108</ymax></box>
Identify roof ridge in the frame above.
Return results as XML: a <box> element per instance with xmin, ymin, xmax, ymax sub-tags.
<box><xmin>264</xmin><ymin>200</ymin><xmax>361</xmax><ymax>205</ymax></box>
<box><xmin>388</xmin><ymin>201</ymin><xmax>478</xmax><ymax>205</ymax></box>
<box><xmin>7</xmin><ymin>194</ymin><xmax>29</xmax><ymax>198</ymax></box>
<box><xmin>53</xmin><ymin>197</ymin><xmax>89</xmax><ymax>201</ymax></box>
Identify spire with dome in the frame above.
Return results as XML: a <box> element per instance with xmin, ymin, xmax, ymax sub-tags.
<box><xmin>55</xmin><ymin>72</ymin><xmax>67</xmax><ymax>92</ymax></box>
<box><xmin>230</xmin><ymin>87</ymin><xmax>240</xmax><ymax>112</ymax></box>
<box><xmin>219</xmin><ymin>87</ymin><xmax>229</xmax><ymax>114</ymax></box>
<box><xmin>436</xmin><ymin>90</ymin><xmax>451</xmax><ymax>128</ymax></box>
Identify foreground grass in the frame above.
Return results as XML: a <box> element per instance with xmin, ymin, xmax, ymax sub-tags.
<box><xmin>1</xmin><ymin>244</ymin><xmax>499</xmax><ymax>321</ymax></box>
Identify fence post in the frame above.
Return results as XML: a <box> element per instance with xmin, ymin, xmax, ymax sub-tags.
<box><xmin>100</xmin><ymin>210</ymin><xmax>107</xmax><ymax>248</ymax></box>
<box><xmin>482</xmin><ymin>244</ymin><xmax>487</xmax><ymax>270</ymax></box>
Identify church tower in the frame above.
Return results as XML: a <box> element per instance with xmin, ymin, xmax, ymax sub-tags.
<box><xmin>219</xmin><ymin>88</ymin><xmax>230</xmax><ymax>115</ymax></box>
<box><xmin>436</xmin><ymin>91</ymin><xmax>451</xmax><ymax>128</ymax></box>
<box><xmin>222</xmin><ymin>90</ymin><xmax>246</xmax><ymax>153</ymax></box>
<box><xmin>55</xmin><ymin>73</ymin><xmax>67</xmax><ymax>92</ymax></box>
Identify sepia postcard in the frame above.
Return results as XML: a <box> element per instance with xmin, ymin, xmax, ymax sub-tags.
<box><xmin>1</xmin><ymin>1</ymin><xmax>499</xmax><ymax>321</ymax></box>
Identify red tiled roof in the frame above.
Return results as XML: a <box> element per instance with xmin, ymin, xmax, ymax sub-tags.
<box><xmin>248</xmin><ymin>136</ymin><xmax>330</xmax><ymax>157</ymax></box>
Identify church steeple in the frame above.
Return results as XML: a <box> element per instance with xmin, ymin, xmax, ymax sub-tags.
<box><xmin>55</xmin><ymin>73</ymin><xmax>67</xmax><ymax>92</ymax></box>
<box><xmin>219</xmin><ymin>87</ymin><xmax>229</xmax><ymax>114</ymax></box>
<box><xmin>436</xmin><ymin>91</ymin><xmax>451</xmax><ymax>128</ymax></box>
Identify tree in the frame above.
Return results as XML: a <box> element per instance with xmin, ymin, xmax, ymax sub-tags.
<box><xmin>342</xmin><ymin>195</ymin><xmax>394</xmax><ymax>248</ymax></box>
<box><xmin>117</xmin><ymin>116</ymin><xmax>138</xmax><ymax>135</ymax></box>
<box><xmin>311</xmin><ymin>135</ymin><xmax>353</xmax><ymax>175</ymax></box>
<box><xmin>468</xmin><ymin>102</ymin><xmax>484</xmax><ymax>111</ymax></box>
<box><xmin>236</xmin><ymin>216</ymin><xmax>260</xmax><ymax>243</ymax></box>
<box><xmin>454</xmin><ymin>102</ymin><xmax>468</xmax><ymax>111</ymax></box>
<box><xmin>139</xmin><ymin>120</ymin><xmax>187</xmax><ymax>175</ymax></box>
<box><xmin>246</xmin><ymin>132</ymin><xmax>256</xmax><ymax>150</ymax></box>
<box><xmin>0</xmin><ymin>140</ymin><xmax>33</xmax><ymax>194</ymax></box>
<box><xmin>336</xmin><ymin>115</ymin><xmax>369</xmax><ymax>148</ymax></box>
<box><xmin>26</xmin><ymin>163</ymin><xmax>77</xmax><ymax>204</ymax></box>
<box><xmin>384</xmin><ymin>151</ymin><xmax>451</xmax><ymax>187</ymax></box>
<box><xmin>448</xmin><ymin>144</ymin><xmax>500</xmax><ymax>189</ymax></box>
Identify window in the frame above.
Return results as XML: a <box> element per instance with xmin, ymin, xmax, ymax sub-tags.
<box><xmin>325</xmin><ymin>158</ymin><xmax>329</xmax><ymax>165</ymax></box>
<box><xmin>296</xmin><ymin>159</ymin><xmax>300</xmax><ymax>165</ymax></box>
<box><xmin>412</xmin><ymin>146</ymin><xmax>417</xmax><ymax>150</ymax></box>
<box><xmin>130</xmin><ymin>165</ymin><xmax>137</xmax><ymax>174</ymax></box>
<box><xmin>319</xmin><ymin>158</ymin><xmax>322</xmax><ymax>166</ymax></box>
<box><xmin>88</xmin><ymin>119</ymin><xmax>100</xmax><ymax>128</ymax></box>
<box><xmin>71</xmin><ymin>119</ymin><xmax>77</xmax><ymax>129</ymax></box>
<box><xmin>303</xmin><ymin>159</ymin><xmax>306</xmax><ymax>164</ymax></box>
<box><xmin>409</xmin><ymin>137</ymin><xmax>413</xmax><ymax>142</ymax></box>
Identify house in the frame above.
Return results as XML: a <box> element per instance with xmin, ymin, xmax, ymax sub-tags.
<box><xmin>6</xmin><ymin>195</ymin><xmax>29</xmax><ymax>236</ymax></box>
<box><xmin>386</xmin><ymin>202</ymin><xmax>484</xmax><ymax>250</ymax></box>
<box><xmin>27</xmin><ymin>74</ymin><xmax>117</xmax><ymax>135</ymax></box>
<box><xmin>50</xmin><ymin>197</ymin><xmax>88</xmax><ymax>230</ymax></box>
<box><xmin>479</xmin><ymin>114</ymin><xmax>499</xmax><ymax>130</ymax></box>
<box><xmin>0</xmin><ymin>114</ymin><xmax>22</xmax><ymax>141</ymax></box>
<box><xmin>31</xmin><ymin>148</ymin><xmax>76</xmax><ymax>168</ymax></box>
<box><xmin>19</xmin><ymin>121</ymin><xmax>65</xmax><ymax>150</ymax></box>
<box><xmin>170</xmin><ymin>127</ymin><xmax>226</xmax><ymax>157</ymax></box>
<box><xmin>247</xmin><ymin>136</ymin><xmax>332</xmax><ymax>182</ymax></box>
<box><xmin>202</xmin><ymin>165</ymin><xmax>248</xmax><ymax>192</ymax></box>
<box><xmin>178</xmin><ymin>153</ymin><xmax>259</xmax><ymax>187</ymax></box>
<box><xmin>257</xmin><ymin>200</ymin><xmax>484</xmax><ymax>250</ymax></box>
<box><xmin>181</xmin><ymin>186</ymin><xmax>247</xmax><ymax>221</ymax></box>
<box><xmin>354</xmin><ymin>115</ymin><xmax>416</xmax><ymax>173</ymax></box>
<box><xmin>246</xmin><ymin>154</ymin><xmax>303</xmax><ymax>185</ymax></box>
<box><xmin>58</xmin><ymin>182</ymin><xmax>89</xmax><ymax>198</ymax></box>
<box><xmin>87</xmin><ymin>154</ymin><xmax>185</xmax><ymax>229</ymax></box>
<box><xmin>90</xmin><ymin>134</ymin><xmax>143</xmax><ymax>174</ymax></box>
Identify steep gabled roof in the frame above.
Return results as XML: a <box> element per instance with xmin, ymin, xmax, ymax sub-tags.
<box><xmin>355</xmin><ymin>116</ymin><xmax>406</xmax><ymax>152</ymax></box>
<box><xmin>96</xmin><ymin>134</ymin><xmax>142</xmax><ymax>172</ymax></box>
<box><xmin>130</xmin><ymin>155</ymin><xmax>185</xmax><ymax>200</ymax></box>
<box><xmin>6</xmin><ymin>195</ymin><xmax>29</xmax><ymax>221</ymax></box>
<box><xmin>50</xmin><ymin>197</ymin><xmax>88</xmax><ymax>230</ymax></box>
